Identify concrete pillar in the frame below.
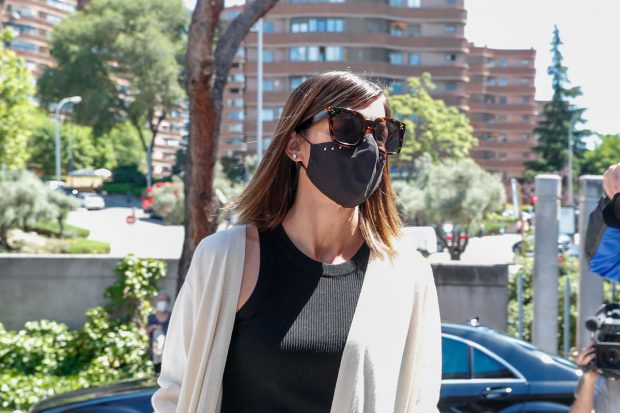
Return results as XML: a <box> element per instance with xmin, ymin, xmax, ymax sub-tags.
<box><xmin>577</xmin><ymin>175</ymin><xmax>604</xmax><ymax>350</ymax></box>
<box><xmin>533</xmin><ymin>174</ymin><xmax>561</xmax><ymax>354</ymax></box>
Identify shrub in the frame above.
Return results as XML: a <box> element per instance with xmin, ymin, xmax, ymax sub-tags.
<box><xmin>33</xmin><ymin>221</ymin><xmax>90</xmax><ymax>239</ymax></box>
<box><xmin>61</xmin><ymin>238</ymin><xmax>110</xmax><ymax>254</ymax></box>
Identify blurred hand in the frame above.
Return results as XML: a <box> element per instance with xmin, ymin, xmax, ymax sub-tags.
<box><xmin>603</xmin><ymin>162</ymin><xmax>620</xmax><ymax>199</ymax></box>
<box><xmin>576</xmin><ymin>341</ymin><xmax>598</xmax><ymax>381</ymax></box>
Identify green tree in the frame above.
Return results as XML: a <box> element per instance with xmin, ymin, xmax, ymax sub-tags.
<box><xmin>388</xmin><ymin>74</ymin><xmax>477</xmax><ymax>170</ymax></box>
<box><xmin>37</xmin><ymin>0</ymin><xmax>189</xmax><ymax>187</ymax></box>
<box><xmin>26</xmin><ymin>111</ymin><xmax>104</xmax><ymax>176</ymax></box>
<box><xmin>97</xmin><ymin>121</ymin><xmax>146</xmax><ymax>171</ymax></box>
<box><xmin>394</xmin><ymin>156</ymin><xmax>506</xmax><ymax>259</ymax></box>
<box><xmin>525</xmin><ymin>26</ymin><xmax>590</xmax><ymax>183</ymax></box>
<box><xmin>0</xmin><ymin>29</ymin><xmax>34</xmax><ymax>170</ymax></box>
<box><xmin>579</xmin><ymin>134</ymin><xmax>620</xmax><ymax>176</ymax></box>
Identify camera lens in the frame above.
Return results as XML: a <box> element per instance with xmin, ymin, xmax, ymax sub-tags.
<box><xmin>603</xmin><ymin>348</ymin><xmax>620</xmax><ymax>367</ymax></box>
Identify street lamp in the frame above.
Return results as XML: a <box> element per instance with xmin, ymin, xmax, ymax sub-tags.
<box><xmin>54</xmin><ymin>96</ymin><xmax>82</xmax><ymax>182</ymax></box>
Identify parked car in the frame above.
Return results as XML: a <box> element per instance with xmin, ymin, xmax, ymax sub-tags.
<box><xmin>28</xmin><ymin>324</ymin><xmax>579</xmax><ymax>413</ymax></box>
<box><xmin>76</xmin><ymin>192</ymin><xmax>105</xmax><ymax>210</ymax></box>
<box><xmin>440</xmin><ymin>323</ymin><xmax>579</xmax><ymax>412</ymax></box>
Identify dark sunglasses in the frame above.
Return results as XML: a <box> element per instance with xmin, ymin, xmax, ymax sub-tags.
<box><xmin>295</xmin><ymin>106</ymin><xmax>406</xmax><ymax>156</ymax></box>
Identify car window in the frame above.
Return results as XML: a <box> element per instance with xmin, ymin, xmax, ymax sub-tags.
<box><xmin>442</xmin><ymin>337</ymin><xmax>470</xmax><ymax>380</ymax></box>
<box><xmin>472</xmin><ymin>348</ymin><xmax>516</xmax><ymax>379</ymax></box>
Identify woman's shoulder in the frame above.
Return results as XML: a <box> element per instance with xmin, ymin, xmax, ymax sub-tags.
<box><xmin>193</xmin><ymin>224</ymin><xmax>247</xmax><ymax>257</ymax></box>
<box><xmin>384</xmin><ymin>234</ymin><xmax>434</xmax><ymax>285</ymax></box>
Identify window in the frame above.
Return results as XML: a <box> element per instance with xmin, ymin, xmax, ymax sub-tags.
<box><xmin>389</xmin><ymin>22</ymin><xmax>407</xmax><ymax>37</ymax></box>
<box><xmin>522</xmin><ymin>96</ymin><xmax>531</xmax><ymax>103</ymax></box>
<box><xmin>522</xmin><ymin>115</ymin><xmax>530</xmax><ymax>121</ymax></box>
<box><xmin>9</xmin><ymin>41</ymin><xmax>37</xmax><ymax>52</ymax></box>
<box><xmin>229</xmin><ymin>88</ymin><xmax>241</xmax><ymax>94</ymax></box>
<box><xmin>498</xmin><ymin>59</ymin><xmax>508</xmax><ymax>68</ymax></box>
<box><xmin>45</xmin><ymin>14</ymin><xmax>62</xmax><ymax>24</ymax></box>
<box><xmin>9</xmin><ymin>24</ymin><xmax>37</xmax><ymax>35</ymax></box>
<box><xmin>228</xmin><ymin>74</ymin><xmax>245</xmax><ymax>83</ymax></box>
<box><xmin>227</xmin><ymin>136</ymin><xmax>244</xmax><ymax>145</ymax></box>
<box><xmin>483</xmin><ymin>151</ymin><xmax>496</xmax><ymax>160</ymax></box>
<box><xmin>498</xmin><ymin>153</ymin><xmax>508</xmax><ymax>161</ymax></box>
<box><xmin>498</xmin><ymin>78</ymin><xmax>509</xmax><ymax>87</ymax></box>
<box><xmin>262</xmin><ymin>21</ymin><xmax>275</xmax><ymax>33</ymax></box>
<box><xmin>444</xmin><ymin>25</ymin><xmax>456</xmax><ymax>34</ymax></box>
<box><xmin>523</xmin><ymin>152</ymin><xmax>531</xmax><ymax>159</ymax></box>
<box><xmin>520</xmin><ymin>77</ymin><xmax>531</xmax><ymax>85</ymax></box>
<box><xmin>263</xmin><ymin>50</ymin><xmax>274</xmax><ymax>63</ymax></box>
<box><xmin>498</xmin><ymin>134</ymin><xmax>507</xmax><ymax>142</ymax></box>
<box><xmin>408</xmin><ymin>53</ymin><xmax>421</xmax><ymax>66</ymax></box>
<box><xmin>408</xmin><ymin>24</ymin><xmax>422</xmax><ymax>37</ymax></box>
<box><xmin>498</xmin><ymin>115</ymin><xmax>507</xmax><ymax>123</ymax></box>
<box><xmin>521</xmin><ymin>134</ymin><xmax>530</xmax><ymax>140</ymax></box>
<box><xmin>227</xmin><ymin>111</ymin><xmax>245</xmax><ymax>120</ymax></box>
<box><xmin>498</xmin><ymin>96</ymin><xmax>508</xmax><ymax>104</ymax></box>
<box><xmin>291</xmin><ymin>18</ymin><xmax>344</xmax><ymax>33</ymax></box>
<box><xmin>486</xmin><ymin>77</ymin><xmax>497</xmax><ymax>87</ymax></box>
<box><xmin>290</xmin><ymin>75</ymin><xmax>308</xmax><ymax>90</ymax></box>
<box><xmin>445</xmin><ymin>82</ymin><xmax>458</xmax><ymax>91</ymax></box>
<box><xmin>442</xmin><ymin>338</ymin><xmax>469</xmax><ymax>380</ymax></box>
<box><xmin>235</xmin><ymin>48</ymin><xmax>245</xmax><ymax>58</ymax></box>
<box><xmin>47</xmin><ymin>0</ymin><xmax>76</xmax><ymax>12</ymax></box>
<box><xmin>289</xmin><ymin>46</ymin><xmax>343</xmax><ymax>62</ymax></box>
<box><xmin>227</xmin><ymin>98</ymin><xmax>244</xmax><ymax>108</ymax></box>
<box><xmin>521</xmin><ymin>58</ymin><xmax>531</xmax><ymax>66</ymax></box>
<box><xmin>389</xmin><ymin>52</ymin><xmax>404</xmax><ymax>65</ymax></box>
<box><xmin>445</xmin><ymin>53</ymin><xmax>456</xmax><ymax>62</ymax></box>
<box><xmin>227</xmin><ymin>124</ymin><xmax>243</xmax><ymax>132</ymax></box>
<box><xmin>390</xmin><ymin>0</ymin><xmax>421</xmax><ymax>7</ymax></box>
<box><xmin>262</xmin><ymin>79</ymin><xmax>276</xmax><ymax>91</ymax></box>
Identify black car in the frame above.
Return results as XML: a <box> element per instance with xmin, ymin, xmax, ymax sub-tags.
<box><xmin>29</xmin><ymin>324</ymin><xmax>580</xmax><ymax>413</ymax></box>
<box><xmin>441</xmin><ymin>323</ymin><xmax>579</xmax><ymax>412</ymax></box>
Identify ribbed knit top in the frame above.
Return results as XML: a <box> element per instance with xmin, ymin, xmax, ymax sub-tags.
<box><xmin>220</xmin><ymin>224</ymin><xmax>370</xmax><ymax>413</ymax></box>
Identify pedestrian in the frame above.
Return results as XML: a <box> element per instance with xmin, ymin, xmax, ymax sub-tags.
<box><xmin>146</xmin><ymin>291</ymin><xmax>171</xmax><ymax>374</ymax></box>
<box><xmin>151</xmin><ymin>71</ymin><xmax>442</xmax><ymax>413</ymax></box>
<box><xmin>585</xmin><ymin>162</ymin><xmax>620</xmax><ymax>281</ymax></box>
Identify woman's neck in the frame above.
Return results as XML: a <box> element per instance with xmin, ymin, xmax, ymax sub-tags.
<box><xmin>282</xmin><ymin>195</ymin><xmax>364</xmax><ymax>265</ymax></box>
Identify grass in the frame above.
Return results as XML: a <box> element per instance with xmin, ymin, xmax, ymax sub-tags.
<box><xmin>61</xmin><ymin>238</ymin><xmax>110</xmax><ymax>254</ymax></box>
<box><xmin>33</xmin><ymin>221</ymin><xmax>90</xmax><ymax>239</ymax></box>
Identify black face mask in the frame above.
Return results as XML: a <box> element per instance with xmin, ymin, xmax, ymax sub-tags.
<box><xmin>300</xmin><ymin>135</ymin><xmax>385</xmax><ymax>208</ymax></box>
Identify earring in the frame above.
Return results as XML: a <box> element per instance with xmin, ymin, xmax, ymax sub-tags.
<box><xmin>292</xmin><ymin>154</ymin><xmax>298</xmax><ymax>160</ymax></box>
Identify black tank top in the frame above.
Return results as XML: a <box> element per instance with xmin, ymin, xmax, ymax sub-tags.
<box><xmin>221</xmin><ymin>224</ymin><xmax>370</xmax><ymax>412</ymax></box>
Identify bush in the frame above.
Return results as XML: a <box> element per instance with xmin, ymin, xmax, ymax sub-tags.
<box><xmin>33</xmin><ymin>221</ymin><xmax>90</xmax><ymax>239</ymax></box>
<box><xmin>61</xmin><ymin>238</ymin><xmax>110</xmax><ymax>254</ymax></box>
<box><xmin>102</xmin><ymin>182</ymin><xmax>144</xmax><ymax>197</ymax></box>
<box><xmin>110</xmin><ymin>165</ymin><xmax>146</xmax><ymax>186</ymax></box>
<box><xmin>0</xmin><ymin>254</ymin><xmax>167</xmax><ymax>411</ymax></box>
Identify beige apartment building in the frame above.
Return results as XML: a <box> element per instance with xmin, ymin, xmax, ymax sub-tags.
<box><xmin>467</xmin><ymin>44</ymin><xmax>538</xmax><ymax>180</ymax></box>
<box><xmin>221</xmin><ymin>0</ymin><xmax>540</xmax><ymax>184</ymax></box>
<box><xmin>220</xmin><ymin>0</ymin><xmax>470</xmax><ymax>158</ymax></box>
<box><xmin>1</xmin><ymin>0</ymin><xmax>187</xmax><ymax>178</ymax></box>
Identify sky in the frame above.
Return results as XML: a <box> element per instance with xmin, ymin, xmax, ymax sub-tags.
<box><xmin>184</xmin><ymin>0</ymin><xmax>619</xmax><ymax>136</ymax></box>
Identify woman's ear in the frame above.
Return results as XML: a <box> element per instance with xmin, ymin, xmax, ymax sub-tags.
<box><xmin>286</xmin><ymin>131</ymin><xmax>304</xmax><ymax>162</ymax></box>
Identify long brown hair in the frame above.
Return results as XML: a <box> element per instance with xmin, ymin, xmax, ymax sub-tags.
<box><xmin>234</xmin><ymin>71</ymin><xmax>402</xmax><ymax>258</ymax></box>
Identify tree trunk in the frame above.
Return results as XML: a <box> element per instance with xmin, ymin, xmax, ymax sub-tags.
<box><xmin>177</xmin><ymin>0</ymin><xmax>280</xmax><ymax>293</ymax></box>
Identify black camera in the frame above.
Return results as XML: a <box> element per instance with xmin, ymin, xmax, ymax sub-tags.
<box><xmin>585</xmin><ymin>303</ymin><xmax>620</xmax><ymax>377</ymax></box>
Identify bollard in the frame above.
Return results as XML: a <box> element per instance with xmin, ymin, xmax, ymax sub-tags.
<box><xmin>533</xmin><ymin>174</ymin><xmax>561</xmax><ymax>354</ymax></box>
<box><xmin>577</xmin><ymin>175</ymin><xmax>604</xmax><ymax>350</ymax></box>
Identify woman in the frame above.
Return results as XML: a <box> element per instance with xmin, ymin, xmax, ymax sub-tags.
<box><xmin>152</xmin><ymin>71</ymin><xmax>441</xmax><ymax>413</ymax></box>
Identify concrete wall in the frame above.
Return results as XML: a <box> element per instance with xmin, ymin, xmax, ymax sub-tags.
<box><xmin>0</xmin><ymin>256</ymin><xmax>508</xmax><ymax>332</ymax></box>
<box><xmin>432</xmin><ymin>263</ymin><xmax>509</xmax><ymax>332</ymax></box>
<box><xmin>0</xmin><ymin>255</ymin><xmax>179</xmax><ymax>330</ymax></box>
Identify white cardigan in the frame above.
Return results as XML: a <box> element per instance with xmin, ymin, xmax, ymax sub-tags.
<box><xmin>151</xmin><ymin>225</ymin><xmax>441</xmax><ymax>413</ymax></box>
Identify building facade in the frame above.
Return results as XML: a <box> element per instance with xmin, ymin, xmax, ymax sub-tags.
<box><xmin>220</xmin><ymin>0</ymin><xmax>469</xmax><ymax>158</ymax></box>
<box><xmin>466</xmin><ymin>44</ymin><xmax>538</xmax><ymax>180</ymax></box>
<box><xmin>220</xmin><ymin>0</ymin><xmax>540</xmax><ymax>184</ymax></box>
<box><xmin>1</xmin><ymin>0</ymin><xmax>77</xmax><ymax>78</ymax></box>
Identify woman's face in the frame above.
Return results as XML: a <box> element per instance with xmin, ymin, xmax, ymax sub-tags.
<box><xmin>296</xmin><ymin>96</ymin><xmax>387</xmax><ymax>164</ymax></box>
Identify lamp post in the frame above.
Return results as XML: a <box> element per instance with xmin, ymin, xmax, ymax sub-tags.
<box><xmin>54</xmin><ymin>96</ymin><xmax>82</xmax><ymax>182</ymax></box>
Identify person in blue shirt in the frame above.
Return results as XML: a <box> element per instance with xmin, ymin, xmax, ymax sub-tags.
<box><xmin>571</xmin><ymin>162</ymin><xmax>620</xmax><ymax>413</ymax></box>
<box><xmin>585</xmin><ymin>162</ymin><xmax>620</xmax><ymax>281</ymax></box>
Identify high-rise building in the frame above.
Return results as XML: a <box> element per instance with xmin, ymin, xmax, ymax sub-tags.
<box><xmin>220</xmin><ymin>0</ymin><xmax>469</xmax><ymax>159</ymax></box>
<box><xmin>220</xmin><ymin>0</ymin><xmax>540</xmax><ymax>184</ymax></box>
<box><xmin>1</xmin><ymin>0</ymin><xmax>77</xmax><ymax>78</ymax></box>
<box><xmin>466</xmin><ymin>44</ymin><xmax>538</xmax><ymax>180</ymax></box>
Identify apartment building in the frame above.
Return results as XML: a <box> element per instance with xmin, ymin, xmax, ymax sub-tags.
<box><xmin>219</xmin><ymin>0</ymin><xmax>469</xmax><ymax>158</ymax></box>
<box><xmin>466</xmin><ymin>44</ymin><xmax>538</xmax><ymax>180</ymax></box>
<box><xmin>1</xmin><ymin>0</ymin><xmax>77</xmax><ymax>77</ymax></box>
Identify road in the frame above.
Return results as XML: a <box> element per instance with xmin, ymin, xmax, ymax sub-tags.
<box><xmin>67</xmin><ymin>195</ymin><xmax>184</xmax><ymax>259</ymax></box>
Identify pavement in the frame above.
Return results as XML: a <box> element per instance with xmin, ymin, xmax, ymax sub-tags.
<box><xmin>428</xmin><ymin>233</ymin><xmax>522</xmax><ymax>265</ymax></box>
<box><xmin>66</xmin><ymin>195</ymin><xmax>184</xmax><ymax>259</ymax></box>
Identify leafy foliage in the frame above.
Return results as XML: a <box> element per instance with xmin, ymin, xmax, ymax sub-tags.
<box><xmin>525</xmin><ymin>26</ymin><xmax>590</xmax><ymax>181</ymax></box>
<box><xmin>579</xmin><ymin>134</ymin><xmax>620</xmax><ymax>176</ymax></box>
<box><xmin>388</xmin><ymin>74</ymin><xmax>477</xmax><ymax>168</ymax></box>
<box><xmin>104</xmin><ymin>255</ymin><xmax>167</xmax><ymax>327</ymax></box>
<box><xmin>0</xmin><ymin>28</ymin><xmax>34</xmax><ymax>170</ymax></box>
